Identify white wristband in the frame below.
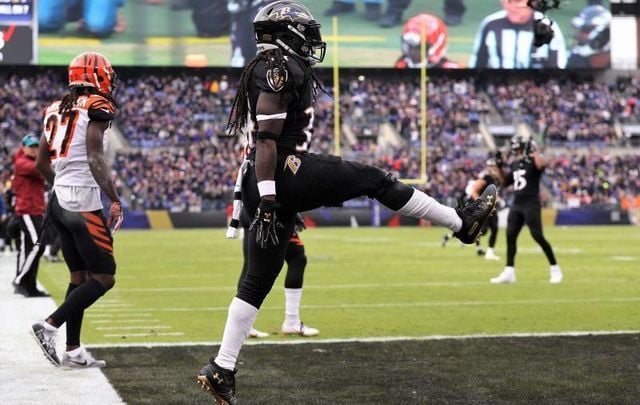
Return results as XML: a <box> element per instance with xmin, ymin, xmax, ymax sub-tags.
<box><xmin>257</xmin><ymin>180</ymin><xmax>276</xmax><ymax>197</ymax></box>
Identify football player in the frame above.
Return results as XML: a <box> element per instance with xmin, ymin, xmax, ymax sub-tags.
<box><xmin>237</xmin><ymin>211</ymin><xmax>319</xmax><ymax>338</ymax></box>
<box><xmin>490</xmin><ymin>136</ymin><xmax>562</xmax><ymax>284</ymax></box>
<box><xmin>470</xmin><ymin>156</ymin><xmax>504</xmax><ymax>260</ymax></box>
<box><xmin>442</xmin><ymin>156</ymin><xmax>503</xmax><ymax>260</ymax></box>
<box><xmin>566</xmin><ymin>4</ymin><xmax>611</xmax><ymax>69</ymax></box>
<box><xmin>31</xmin><ymin>52</ymin><xmax>123</xmax><ymax>368</ymax></box>
<box><xmin>395</xmin><ymin>14</ymin><xmax>460</xmax><ymax>69</ymax></box>
<box><xmin>196</xmin><ymin>2</ymin><xmax>497</xmax><ymax>403</ymax></box>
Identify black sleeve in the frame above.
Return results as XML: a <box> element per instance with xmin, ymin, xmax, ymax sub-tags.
<box><xmin>87</xmin><ymin>96</ymin><xmax>116</xmax><ymax>122</ymax></box>
<box><xmin>503</xmin><ymin>170</ymin><xmax>514</xmax><ymax>188</ymax></box>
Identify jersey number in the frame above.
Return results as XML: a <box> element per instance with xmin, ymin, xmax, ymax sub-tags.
<box><xmin>513</xmin><ymin>169</ymin><xmax>527</xmax><ymax>191</ymax></box>
<box><xmin>45</xmin><ymin>111</ymin><xmax>79</xmax><ymax>159</ymax></box>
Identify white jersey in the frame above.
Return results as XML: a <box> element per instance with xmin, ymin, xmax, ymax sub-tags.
<box><xmin>42</xmin><ymin>94</ymin><xmax>115</xmax><ymax>211</ymax></box>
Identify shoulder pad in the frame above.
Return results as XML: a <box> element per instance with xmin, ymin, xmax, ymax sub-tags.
<box><xmin>252</xmin><ymin>57</ymin><xmax>304</xmax><ymax>93</ymax></box>
<box><xmin>83</xmin><ymin>94</ymin><xmax>116</xmax><ymax>122</ymax></box>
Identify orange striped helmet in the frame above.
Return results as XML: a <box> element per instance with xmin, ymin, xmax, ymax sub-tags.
<box><xmin>68</xmin><ymin>52</ymin><xmax>116</xmax><ymax>94</ymax></box>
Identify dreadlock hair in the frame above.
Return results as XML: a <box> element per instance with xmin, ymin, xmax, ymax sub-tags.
<box><xmin>226</xmin><ymin>48</ymin><xmax>327</xmax><ymax>135</ymax></box>
<box><xmin>58</xmin><ymin>87</ymin><xmax>118</xmax><ymax>117</ymax></box>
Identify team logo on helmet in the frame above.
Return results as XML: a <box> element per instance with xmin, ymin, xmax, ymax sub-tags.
<box><xmin>266</xmin><ymin>66</ymin><xmax>288</xmax><ymax>92</ymax></box>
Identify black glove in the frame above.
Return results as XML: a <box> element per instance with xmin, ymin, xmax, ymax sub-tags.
<box><xmin>294</xmin><ymin>213</ymin><xmax>306</xmax><ymax>233</ymax></box>
<box><xmin>249</xmin><ymin>199</ymin><xmax>283</xmax><ymax>249</ymax></box>
<box><xmin>526</xmin><ymin>140</ymin><xmax>538</xmax><ymax>156</ymax></box>
<box><xmin>493</xmin><ymin>150</ymin><xmax>504</xmax><ymax>168</ymax></box>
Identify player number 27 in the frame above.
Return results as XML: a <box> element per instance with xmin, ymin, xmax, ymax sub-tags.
<box><xmin>45</xmin><ymin>111</ymin><xmax>79</xmax><ymax>159</ymax></box>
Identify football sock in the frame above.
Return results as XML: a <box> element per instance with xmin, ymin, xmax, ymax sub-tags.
<box><xmin>215</xmin><ymin>297</ymin><xmax>259</xmax><ymax>370</ymax></box>
<box><xmin>48</xmin><ymin>279</ymin><xmax>106</xmax><ymax>327</ymax></box>
<box><xmin>397</xmin><ymin>189</ymin><xmax>462</xmax><ymax>231</ymax></box>
<box><xmin>284</xmin><ymin>288</ymin><xmax>302</xmax><ymax>327</ymax></box>
<box><xmin>66</xmin><ymin>346</ymin><xmax>83</xmax><ymax>356</ymax></box>
<box><xmin>64</xmin><ymin>283</ymin><xmax>84</xmax><ymax>347</ymax></box>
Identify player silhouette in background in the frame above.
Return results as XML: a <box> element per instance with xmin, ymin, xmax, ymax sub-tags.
<box><xmin>490</xmin><ymin>136</ymin><xmax>562</xmax><ymax>284</ymax></box>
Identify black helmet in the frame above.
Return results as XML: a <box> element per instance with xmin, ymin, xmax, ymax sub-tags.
<box><xmin>571</xmin><ymin>5</ymin><xmax>611</xmax><ymax>57</ymax></box>
<box><xmin>510</xmin><ymin>135</ymin><xmax>528</xmax><ymax>152</ymax></box>
<box><xmin>253</xmin><ymin>1</ymin><xmax>326</xmax><ymax>64</ymax></box>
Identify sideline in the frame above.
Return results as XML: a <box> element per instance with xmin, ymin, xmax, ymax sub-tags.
<box><xmin>88</xmin><ymin>330</ymin><xmax>640</xmax><ymax>349</ymax></box>
<box><xmin>0</xmin><ymin>255</ymin><xmax>124</xmax><ymax>405</ymax></box>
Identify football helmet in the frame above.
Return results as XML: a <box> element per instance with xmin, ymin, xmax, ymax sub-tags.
<box><xmin>510</xmin><ymin>135</ymin><xmax>528</xmax><ymax>153</ymax></box>
<box><xmin>68</xmin><ymin>52</ymin><xmax>116</xmax><ymax>94</ymax></box>
<box><xmin>253</xmin><ymin>1</ymin><xmax>326</xmax><ymax>64</ymax></box>
<box><xmin>401</xmin><ymin>14</ymin><xmax>447</xmax><ymax>67</ymax></box>
<box><xmin>570</xmin><ymin>5</ymin><xmax>611</xmax><ymax>57</ymax></box>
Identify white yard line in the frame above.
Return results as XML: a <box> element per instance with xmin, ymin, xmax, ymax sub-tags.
<box><xmin>0</xmin><ymin>256</ymin><xmax>124</xmax><ymax>405</ymax></box>
<box><xmin>102</xmin><ymin>332</ymin><xmax>185</xmax><ymax>338</ymax></box>
<box><xmin>88</xmin><ymin>296</ymin><xmax>640</xmax><ymax>313</ymax></box>
<box><xmin>96</xmin><ymin>325</ymin><xmax>172</xmax><ymax>330</ymax></box>
<box><xmin>88</xmin><ymin>330</ymin><xmax>640</xmax><ymax>349</ymax></box>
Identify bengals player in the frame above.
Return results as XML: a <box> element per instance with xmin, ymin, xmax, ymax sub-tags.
<box><xmin>395</xmin><ymin>14</ymin><xmax>461</xmax><ymax>69</ymax></box>
<box><xmin>31</xmin><ymin>52</ymin><xmax>122</xmax><ymax>368</ymax></box>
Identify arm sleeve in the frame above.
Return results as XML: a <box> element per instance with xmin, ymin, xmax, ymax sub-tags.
<box><xmin>87</xmin><ymin>95</ymin><xmax>116</xmax><ymax>122</ymax></box>
<box><xmin>469</xmin><ymin>24</ymin><xmax>489</xmax><ymax>68</ymax></box>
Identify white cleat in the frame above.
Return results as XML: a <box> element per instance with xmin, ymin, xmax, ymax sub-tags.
<box><xmin>248</xmin><ymin>327</ymin><xmax>270</xmax><ymax>338</ymax></box>
<box><xmin>281</xmin><ymin>322</ymin><xmax>319</xmax><ymax>337</ymax></box>
<box><xmin>61</xmin><ymin>347</ymin><xmax>106</xmax><ymax>369</ymax></box>
<box><xmin>550</xmin><ymin>266</ymin><xmax>563</xmax><ymax>284</ymax></box>
<box><xmin>484</xmin><ymin>251</ymin><xmax>501</xmax><ymax>261</ymax></box>
<box><xmin>490</xmin><ymin>268</ymin><xmax>516</xmax><ymax>284</ymax></box>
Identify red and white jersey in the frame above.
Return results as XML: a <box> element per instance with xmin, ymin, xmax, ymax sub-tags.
<box><xmin>43</xmin><ymin>94</ymin><xmax>115</xmax><ymax>212</ymax></box>
<box><xmin>42</xmin><ymin>94</ymin><xmax>115</xmax><ymax>188</ymax></box>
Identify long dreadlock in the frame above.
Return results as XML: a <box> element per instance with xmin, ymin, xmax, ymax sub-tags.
<box><xmin>226</xmin><ymin>48</ymin><xmax>327</xmax><ymax>135</ymax></box>
<box><xmin>58</xmin><ymin>87</ymin><xmax>118</xmax><ymax>117</ymax></box>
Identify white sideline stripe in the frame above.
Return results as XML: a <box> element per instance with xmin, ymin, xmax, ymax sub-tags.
<box><xmin>90</xmin><ymin>319</ymin><xmax>161</xmax><ymax>324</ymax></box>
<box><xmin>96</xmin><ymin>325</ymin><xmax>171</xmax><ymax>331</ymax></box>
<box><xmin>102</xmin><ymin>332</ymin><xmax>185</xmax><ymax>338</ymax></box>
<box><xmin>0</xmin><ymin>257</ymin><xmax>124</xmax><ymax>405</ymax></box>
<box><xmin>90</xmin><ymin>296</ymin><xmax>640</xmax><ymax>313</ymax></box>
<box><xmin>87</xmin><ymin>330</ymin><xmax>640</xmax><ymax>349</ymax></box>
<box><xmin>111</xmin><ymin>278</ymin><xmax>639</xmax><ymax>293</ymax></box>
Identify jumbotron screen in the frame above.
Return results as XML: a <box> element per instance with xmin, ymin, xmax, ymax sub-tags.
<box><xmin>34</xmin><ymin>0</ymin><xmax>612</xmax><ymax>69</ymax></box>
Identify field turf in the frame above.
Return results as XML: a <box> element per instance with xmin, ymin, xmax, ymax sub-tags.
<box><xmin>38</xmin><ymin>226</ymin><xmax>639</xmax><ymax>403</ymax></box>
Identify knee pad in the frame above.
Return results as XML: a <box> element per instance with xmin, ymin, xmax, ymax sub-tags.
<box><xmin>376</xmin><ymin>174</ymin><xmax>415</xmax><ymax>211</ymax></box>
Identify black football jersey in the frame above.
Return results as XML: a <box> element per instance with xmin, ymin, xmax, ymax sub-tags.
<box><xmin>247</xmin><ymin>55</ymin><xmax>316</xmax><ymax>153</ymax></box>
<box><xmin>505</xmin><ymin>158</ymin><xmax>542</xmax><ymax>205</ymax></box>
<box><xmin>478</xmin><ymin>170</ymin><xmax>498</xmax><ymax>194</ymax></box>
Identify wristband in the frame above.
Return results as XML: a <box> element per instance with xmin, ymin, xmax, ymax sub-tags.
<box><xmin>257</xmin><ymin>180</ymin><xmax>276</xmax><ymax>197</ymax></box>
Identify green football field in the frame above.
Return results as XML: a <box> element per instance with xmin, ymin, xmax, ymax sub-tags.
<box><xmin>37</xmin><ymin>225</ymin><xmax>640</xmax><ymax>403</ymax></box>
<box><xmin>37</xmin><ymin>0</ymin><xmax>594</xmax><ymax>67</ymax></box>
<box><xmin>38</xmin><ymin>226</ymin><xmax>640</xmax><ymax>346</ymax></box>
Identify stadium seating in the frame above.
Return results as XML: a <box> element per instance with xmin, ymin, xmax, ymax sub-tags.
<box><xmin>1</xmin><ymin>69</ymin><xmax>638</xmax><ymax>212</ymax></box>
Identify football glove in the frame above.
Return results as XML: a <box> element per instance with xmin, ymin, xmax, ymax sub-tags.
<box><xmin>250</xmin><ymin>199</ymin><xmax>283</xmax><ymax>249</ymax></box>
<box><xmin>294</xmin><ymin>213</ymin><xmax>306</xmax><ymax>233</ymax></box>
<box><xmin>108</xmin><ymin>201</ymin><xmax>123</xmax><ymax>233</ymax></box>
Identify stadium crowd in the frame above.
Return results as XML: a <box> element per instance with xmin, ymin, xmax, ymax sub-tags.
<box><xmin>485</xmin><ymin>77</ymin><xmax>640</xmax><ymax>145</ymax></box>
<box><xmin>1</xmin><ymin>70</ymin><xmax>638</xmax><ymax>212</ymax></box>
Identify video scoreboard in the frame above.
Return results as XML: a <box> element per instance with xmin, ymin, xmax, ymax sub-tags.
<box><xmin>0</xmin><ymin>0</ymin><xmax>36</xmax><ymax>64</ymax></box>
<box><xmin>611</xmin><ymin>0</ymin><xmax>640</xmax><ymax>15</ymax></box>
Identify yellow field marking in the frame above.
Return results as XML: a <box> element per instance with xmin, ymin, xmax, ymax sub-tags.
<box><xmin>39</xmin><ymin>37</ymin><xmax>102</xmax><ymax>46</ymax></box>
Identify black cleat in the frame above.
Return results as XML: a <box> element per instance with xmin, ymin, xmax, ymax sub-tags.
<box><xmin>196</xmin><ymin>359</ymin><xmax>238</xmax><ymax>405</ymax></box>
<box><xmin>31</xmin><ymin>321</ymin><xmax>60</xmax><ymax>366</ymax></box>
<box><xmin>453</xmin><ymin>185</ymin><xmax>497</xmax><ymax>244</ymax></box>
